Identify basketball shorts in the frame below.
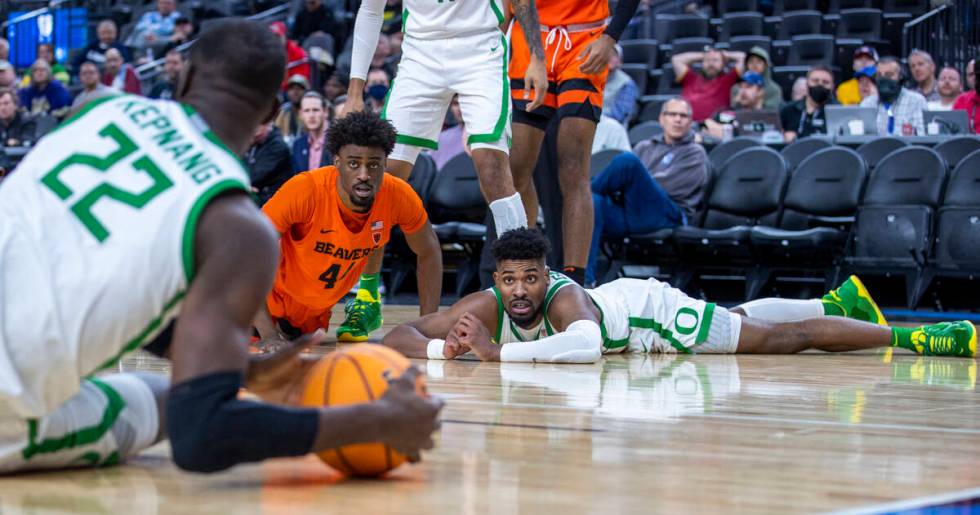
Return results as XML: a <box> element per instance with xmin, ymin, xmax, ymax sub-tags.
<box><xmin>382</xmin><ymin>30</ymin><xmax>511</xmax><ymax>165</ymax></box>
<box><xmin>0</xmin><ymin>374</ymin><xmax>159</xmax><ymax>473</ymax></box>
<box><xmin>589</xmin><ymin>278</ymin><xmax>742</xmax><ymax>354</ymax></box>
<box><xmin>509</xmin><ymin>22</ymin><xmax>609</xmax><ymax>130</ymax></box>
<box><xmin>267</xmin><ymin>287</ymin><xmax>333</xmax><ymax>336</ymax></box>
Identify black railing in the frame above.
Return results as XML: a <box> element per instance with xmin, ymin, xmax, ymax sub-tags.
<box><xmin>902</xmin><ymin>1</ymin><xmax>979</xmax><ymax>74</ymax></box>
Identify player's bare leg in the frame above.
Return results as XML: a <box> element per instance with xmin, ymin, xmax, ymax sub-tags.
<box><xmin>555</xmin><ymin>117</ymin><xmax>597</xmax><ymax>284</ymax></box>
<box><xmin>509</xmin><ymin>123</ymin><xmax>547</xmax><ymax>225</ymax></box>
<box><xmin>337</xmin><ymin>157</ymin><xmax>414</xmax><ymax>342</ymax></box>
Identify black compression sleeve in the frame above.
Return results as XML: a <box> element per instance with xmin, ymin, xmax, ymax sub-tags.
<box><xmin>167</xmin><ymin>371</ymin><xmax>319</xmax><ymax>473</ymax></box>
<box><xmin>604</xmin><ymin>0</ymin><xmax>642</xmax><ymax>42</ymax></box>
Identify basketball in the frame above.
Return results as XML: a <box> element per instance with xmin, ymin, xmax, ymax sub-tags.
<box><xmin>299</xmin><ymin>343</ymin><xmax>426</xmax><ymax>477</ymax></box>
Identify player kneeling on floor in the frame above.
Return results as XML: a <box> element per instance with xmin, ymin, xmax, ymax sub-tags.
<box><xmin>254</xmin><ymin>110</ymin><xmax>443</xmax><ymax>342</ymax></box>
<box><xmin>383</xmin><ymin>228</ymin><xmax>976</xmax><ymax>362</ymax></box>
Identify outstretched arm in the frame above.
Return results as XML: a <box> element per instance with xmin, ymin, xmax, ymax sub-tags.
<box><xmin>382</xmin><ymin>291</ymin><xmax>499</xmax><ymax>359</ymax></box>
<box><xmin>511</xmin><ymin>0</ymin><xmax>548</xmax><ymax>111</ymax></box>
<box><xmin>725</xmin><ymin>50</ymin><xmax>747</xmax><ymax>76</ymax></box>
<box><xmin>343</xmin><ymin>0</ymin><xmax>386</xmax><ymax>116</ymax></box>
<box><xmin>404</xmin><ymin>221</ymin><xmax>443</xmax><ymax>316</ymax></box>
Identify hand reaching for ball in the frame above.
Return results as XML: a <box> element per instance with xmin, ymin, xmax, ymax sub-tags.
<box><xmin>376</xmin><ymin>367</ymin><xmax>445</xmax><ymax>462</ymax></box>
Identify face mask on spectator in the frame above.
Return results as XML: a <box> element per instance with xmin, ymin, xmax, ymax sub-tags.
<box><xmin>808</xmin><ymin>85</ymin><xmax>831</xmax><ymax>104</ymax></box>
<box><xmin>367</xmin><ymin>84</ymin><xmax>388</xmax><ymax>101</ymax></box>
<box><xmin>876</xmin><ymin>77</ymin><xmax>901</xmax><ymax>104</ymax></box>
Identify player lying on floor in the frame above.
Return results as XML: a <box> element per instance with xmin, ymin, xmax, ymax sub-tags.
<box><xmin>383</xmin><ymin>228</ymin><xmax>976</xmax><ymax>362</ymax></box>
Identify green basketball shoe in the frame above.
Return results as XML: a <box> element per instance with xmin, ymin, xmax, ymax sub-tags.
<box><xmin>822</xmin><ymin>275</ymin><xmax>888</xmax><ymax>326</ymax></box>
<box><xmin>907</xmin><ymin>321</ymin><xmax>977</xmax><ymax>357</ymax></box>
<box><xmin>336</xmin><ymin>290</ymin><xmax>382</xmax><ymax>342</ymax></box>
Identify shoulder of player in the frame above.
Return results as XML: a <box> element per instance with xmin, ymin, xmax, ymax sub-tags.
<box><xmin>381</xmin><ymin>172</ymin><xmax>418</xmax><ymax>195</ymax></box>
<box><xmin>547</xmin><ymin>282</ymin><xmax>597</xmax><ymax>326</ymax></box>
<box><xmin>451</xmin><ymin>289</ymin><xmax>500</xmax><ymax>331</ymax></box>
<box><xmin>195</xmin><ymin>193</ymin><xmax>278</xmax><ymax>277</ymax></box>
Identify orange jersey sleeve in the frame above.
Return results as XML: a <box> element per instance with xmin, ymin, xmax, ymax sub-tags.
<box><xmin>261</xmin><ymin>172</ymin><xmax>317</xmax><ymax>235</ymax></box>
<box><xmin>385</xmin><ymin>175</ymin><xmax>428</xmax><ymax>235</ymax></box>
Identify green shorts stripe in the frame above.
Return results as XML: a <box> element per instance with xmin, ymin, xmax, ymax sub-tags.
<box><xmin>467</xmin><ymin>34</ymin><xmax>510</xmax><ymax>145</ymax></box>
<box><xmin>628</xmin><ymin>316</ymin><xmax>692</xmax><ymax>354</ymax></box>
<box><xmin>22</xmin><ymin>378</ymin><xmax>126</xmax><ymax>461</ymax></box>
<box><xmin>395</xmin><ymin>134</ymin><xmax>439</xmax><ymax>150</ymax></box>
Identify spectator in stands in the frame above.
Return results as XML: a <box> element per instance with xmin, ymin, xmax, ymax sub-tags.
<box><xmin>20</xmin><ymin>44</ymin><xmax>70</xmax><ymax>86</ymax></box>
<box><xmin>101</xmin><ymin>48</ymin><xmax>141</xmax><ymax>95</ymax></box>
<box><xmin>837</xmin><ymin>46</ymin><xmax>878</xmax><ymax>106</ymax></box>
<box><xmin>245</xmin><ymin>121</ymin><xmax>294</xmax><ymax>204</ymax></box>
<box><xmin>602</xmin><ymin>44</ymin><xmax>638</xmax><ymax>124</ymax></box>
<box><xmin>72</xmin><ymin>20</ymin><xmax>130</xmax><ymax>74</ymax></box>
<box><xmin>967</xmin><ymin>59</ymin><xmax>976</xmax><ymax>92</ymax></box>
<box><xmin>430</xmin><ymin>95</ymin><xmax>470</xmax><ymax>169</ymax></box>
<box><xmin>371</xmin><ymin>34</ymin><xmax>395</xmax><ymax>77</ymax></box>
<box><xmin>161</xmin><ymin>17</ymin><xmax>195</xmax><ymax>55</ymax></box>
<box><xmin>0</xmin><ymin>89</ymin><xmax>37</xmax><ymax>147</ymax></box>
<box><xmin>781</xmin><ymin>65</ymin><xmax>835</xmax><ymax>142</ymax></box>
<box><xmin>274</xmin><ymin>74</ymin><xmax>310</xmax><ymax>145</ymax></box>
<box><xmin>953</xmin><ymin>54</ymin><xmax>980</xmax><ymax>134</ymax></box>
<box><xmin>72</xmin><ymin>61</ymin><xmax>109</xmax><ymax>109</ymax></box>
<box><xmin>730</xmin><ymin>46</ymin><xmax>781</xmax><ymax>110</ymax></box>
<box><xmin>672</xmin><ymin>46</ymin><xmax>746</xmax><ymax>122</ymax></box>
<box><xmin>149</xmin><ymin>50</ymin><xmax>183</xmax><ymax>99</ymax></box>
<box><xmin>323</xmin><ymin>72</ymin><xmax>347</xmax><ymax>103</ymax></box>
<box><xmin>291</xmin><ymin>91</ymin><xmax>333</xmax><ymax>173</ymax></box>
<box><xmin>702</xmin><ymin>71</ymin><xmax>765</xmax><ymax>140</ymax></box>
<box><xmin>927</xmin><ymin>67</ymin><xmax>962</xmax><ymax>111</ymax></box>
<box><xmin>908</xmin><ymin>49</ymin><xmax>939</xmax><ymax>103</ymax></box>
<box><xmin>592</xmin><ymin>114</ymin><xmax>631</xmax><ymax>154</ymax></box>
<box><xmin>0</xmin><ymin>38</ymin><xmax>8</xmax><ymax>63</ymax></box>
<box><xmin>790</xmin><ymin>76</ymin><xmax>807</xmax><ymax>102</ymax></box>
<box><xmin>860</xmin><ymin>56</ymin><xmax>926</xmax><ymax>136</ymax></box>
<box><xmin>270</xmin><ymin>21</ymin><xmax>312</xmax><ymax>91</ymax></box>
<box><xmin>387</xmin><ymin>30</ymin><xmax>403</xmax><ymax>64</ymax></box>
<box><xmin>18</xmin><ymin>60</ymin><xmax>71</xmax><ymax>118</ymax></box>
<box><xmin>586</xmin><ymin>97</ymin><xmax>706</xmax><ymax>285</ymax></box>
<box><xmin>0</xmin><ymin>61</ymin><xmax>17</xmax><ymax>90</ymax></box>
<box><xmin>364</xmin><ymin>68</ymin><xmax>390</xmax><ymax>114</ymax></box>
<box><xmin>130</xmin><ymin>0</ymin><xmax>183</xmax><ymax>49</ymax></box>
<box><xmin>291</xmin><ymin>0</ymin><xmax>344</xmax><ymax>47</ymax></box>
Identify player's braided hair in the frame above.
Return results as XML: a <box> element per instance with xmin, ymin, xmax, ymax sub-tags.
<box><xmin>326</xmin><ymin>110</ymin><xmax>397</xmax><ymax>157</ymax></box>
<box><xmin>492</xmin><ymin>228</ymin><xmax>551</xmax><ymax>263</ymax></box>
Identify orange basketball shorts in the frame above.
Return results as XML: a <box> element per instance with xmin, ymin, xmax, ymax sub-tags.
<box><xmin>267</xmin><ymin>287</ymin><xmax>333</xmax><ymax>337</ymax></box>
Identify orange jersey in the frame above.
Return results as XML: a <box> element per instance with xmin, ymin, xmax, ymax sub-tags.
<box><xmin>262</xmin><ymin>166</ymin><xmax>427</xmax><ymax>332</ymax></box>
<box><xmin>522</xmin><ymin>0</ymin><xmax>609</xmax><ymax>27</ymax></box>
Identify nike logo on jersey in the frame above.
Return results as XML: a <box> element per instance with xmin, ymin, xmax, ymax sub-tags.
<box><xmin>320</xmin><ymin>229</ymin><xmax>336</xmax><ymax>234</ymax></box>
<box><xmin>490</xmin><ymin>44</ymin><xmax>500</xmax><ymax>53</ymax></box>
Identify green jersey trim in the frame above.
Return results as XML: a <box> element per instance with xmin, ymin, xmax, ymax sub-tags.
<box><xmin>491</xmin><ymin>287</ymin><xmax>505</xmax><ymax>343</ymax></box>
<box><xmin>181</xmin><ymin>179</ymin><xmax>249</xmax><ymax>282</ymax></box>
<box><xmin>489</xmin><ymin>0</ymin><xmax>505</xmax><ymax>25</ymax></box>
<box><xmin>467</xmin><ymin>34</ymin><xmax>510</xmax><ymax>145</ymax></box>
<box><xmin>22</xmin><ymin>378</ymin><xmax>126</xmax><ymax>461</ymax></box>
<box><xmin>695</xmin><ymin>303</ymin><xmax>716</xmax><ymax>344</ymax></box>
<box><xmin>587</xmin><ymin>294</ymin><xmax>630</xmax><ymax>350</ymax></box>
<box><xmin>401</xmin><ymin>8</ymin><xmax>408</xmax><ymax>33</ymax></box>
<box><xmin>45</xmin><ymin>94</ymin><xmax>121</xmax><ymax>137</ymax></box>
<box><xmin>379</xmin><ymin>77</ymin><xmax>395</xmax><ymax>120</ymax></box>
<box><xmin>628</xmin><ymin>316</ymin><xmax>692</xmax><ymax>354</ymax></box>
<box><xmin>396</xmin><ymin>134</ymin><xmax>439</xmax><ymax>150</ymax></box>
<box><xmin>93</xmin><ymin>290</ymin><xmax>186</xmax><ymax>372</ymax></box>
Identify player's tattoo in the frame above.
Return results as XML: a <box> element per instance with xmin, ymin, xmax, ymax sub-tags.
<box><xmin>512</xmin><ymin>0</ymin><xmax>545</xmax><ymax>60</ymax></box>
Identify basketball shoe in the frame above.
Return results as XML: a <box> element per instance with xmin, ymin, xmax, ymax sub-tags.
<box><xmin>822</xmin><ymin>275</ymin><xmax>887</xmax><ymax>326</ymax></box>
<box><xmin>336</xmin><ymin>290</ymin><xmax>383</xmax><ymax>342</ymax></box>
<box><xmin>905</xmin><ymin>321</ymin><xmax>977</xmax><ymax>357</ymax></box>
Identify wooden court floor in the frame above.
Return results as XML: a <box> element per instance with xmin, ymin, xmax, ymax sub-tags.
<box><xmin>1</xmin><ymin>305</ymin><xmax>977</xmax><ymax>514</ymax></box>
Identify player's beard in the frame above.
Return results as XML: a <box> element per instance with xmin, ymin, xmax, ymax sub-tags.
<box><xmin>507</xmin><ymin>297</ymin><xmax>541</xmax><ymax>328</ymax></box>
<box><xmin>349</xmin><ymin>181</ymin><xmax>376</xmax><ymax>210</ymax></box>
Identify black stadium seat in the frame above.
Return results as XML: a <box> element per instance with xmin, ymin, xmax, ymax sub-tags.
<box><xmin>708</xmin><ymin>136</ymin><xmax>761</xmax><ymax>173</ymax></box>
<box><xmin>635</xmin><ymin>95</ymin><xmax>669</xmax><ymax>123</ymax></box>
<box><xmin>836</xmin><ymin>9</ymin><xmax>883</xmax><ymax>43</ymax></box>
<box><xmin>427</xmin><ymin>154</ymin><xmax>488</xmax><ymax>296</ymax></box>
<box><xmin>386</xmin><ymin>154</ymin><xmax>438</xmax><ymax>295</ymax></box>
<box><xmin>842</xmin><ymin>146</ymin><xmax>947</xmax><ymax>307</ymax></box>
<box><xmin>675</xmin><ymin>147</ymin><xmax>789</xmax><ymax>294</ymax></box>
<box><xmin>882</xmin><ymin>0</ymin><xmax>928</xmax><ymax>14</ymax></box>
<box><xmin>620</xmin><ymin>64</ymin><xmax>648</xmax><ymax>96</ymax></box>
<box><xmin>656</xmin><ymin>65</ymin><xmax>682</xmax><ymax>95</ymax></box>
<box><xmin>786</xmin><ymin>34</ymin><xmax>834</xmax><ymax>66</ymax></box>
<box><xmin>407</xmin><ymin>153</ymin><xmax>436</xmax><ymax>207</ymax></box>
<box><xmin>590</xmin><ymin>148</ymin><xmax>625</xmax><ymax>178</ymax></box>
<box><xmin>829</xmin><ymin>0</ymin><xmax>872</xmax><ymax>12</ymax></box>
<box><xmin>770</xmin><ymin>65</ymin><xmax>810</xmax><ymax>101</ymax></box>
<box><xmin>661</xmin><ymin>37</ymin><xmax>714</xmax><ymax>59</ymax></box>
<box><xmin>933</xmin><ymin>137</ymin><xmax>980</xmax><ymax>170</ymax></box>
<box><xmin>856</xmin><ymin>137</ymin><xmax>907</xmax><ymax>169</ymax></box>
<box><xmin>777</xmin><ymin>10</ymin><xmax>823</xmax><ymax>39</ymax></box>
<box><xmin>749</xmin><ymin>147</ymin><xmax>867</xmax><ymax>296</ymax></box>
<box><xmin>774</xmin><ymin>0</ymin><xmax>817</xmax><ymax>15</ymax></box>
<box><xmin>720</xmin><ymin>35</ymin><xmax>772</xmax><ymax>56</ymax></box>
<box><xmin>628</xmin><ymin>121</ymin><xmax>663</xmax><ymax>147</ymax></box>
<box><xmin>780</xmin><ymin>137</ymin><xmax>833</xmax><ymax>171</ymax></box>
<box><xmin>717</xmin><ymin>0</ymin><xmax>760</xmax><ymax>14</ymax></box>
<box><xmin>654</xmin><ymin>14</ymin><xmax>709</xmax><ymax>41</ymax></box>
<box><xmin>619</xmin><ymin>39</ymin><xmax>659</xmax><ymax>68</ymax></box>
<box><xmin>720</xmin><ymin>12</ymin><xmax>764</xmax><ymax>41</ymax></box>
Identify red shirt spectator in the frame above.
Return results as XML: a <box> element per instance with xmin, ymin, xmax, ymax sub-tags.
<box><xmin>270</xmin><ymin>22</ymin><xmax>311</xmax><ymax>91</ymax></box>
<box><xmin>672</xmin><ymin>48</ymin><xmax>746</xmax><ymax>122</ymax></box>
<box><xmin>952</xmin><ymin>90</ymin><xmax>979</xmax><ymax>134</ymax></box>
<box><xmin>101</xmin><ymin>48</ymin><xmax>141</xmax><ymax>95</ymax></box>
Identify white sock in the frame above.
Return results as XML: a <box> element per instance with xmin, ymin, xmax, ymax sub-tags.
<box><xmin>736</xmin><ymin>298</ymin><xmax>825</xmax><ymax>322</ymax></box>
<box><xmin>488</xmin><ymin>192</ymin><xmax>528</xmax><ymax>235</ymax></box>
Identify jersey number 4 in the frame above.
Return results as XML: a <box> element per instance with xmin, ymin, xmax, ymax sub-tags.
<box><xmin>40</xmin><ymin>123</ymin><xmax>173</xmax><ymax>243</ymax></box>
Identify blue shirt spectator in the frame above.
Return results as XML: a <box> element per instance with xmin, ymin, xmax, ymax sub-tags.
<box><xmin>130</xmin><ymin>0</ymin><xmax>183</xmax><ymax>48</ymax></box>
<box><xmin>602</xmin><ymin>45</ymin><xmax>639</xmax><ymax>124</ymax></box>
<box><xmin>18</xmin><ymin>60</ymin><xmax>71</xmax><ymax>118</ymax></box>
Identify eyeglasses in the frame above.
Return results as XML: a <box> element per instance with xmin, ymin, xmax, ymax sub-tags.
<box><xmin>662</xmin><ymin>111</ymin><xmax>691</xmax><ymax>119</ymax></box>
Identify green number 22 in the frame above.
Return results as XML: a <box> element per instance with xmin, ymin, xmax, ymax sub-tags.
<box><xmin>40</xmin><ymin>123</ymin><xmax>173</xmax><ymax>243</ymax></box>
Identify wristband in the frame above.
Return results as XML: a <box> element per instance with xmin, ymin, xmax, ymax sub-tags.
<box><xmin>426</xmin><ymin>339</ymin><xmax>447</xmax><ymax>360</ymax></box>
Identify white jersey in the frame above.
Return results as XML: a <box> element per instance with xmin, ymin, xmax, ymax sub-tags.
<box><xmin>490</xmin><ymin>274</ymin><xmax>739</xmax><ymax>355</ymax></box>
<box><xmin>0</xmin><ymin>94</ymin><xmax>250</xmax><ymax>418</ymax></box>
<box><xmin>401</xmin><ymin>0</ymin><xmax>505</xmax><ymax>39</ymax></box>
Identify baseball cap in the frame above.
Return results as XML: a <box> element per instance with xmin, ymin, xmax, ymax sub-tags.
<box><xmin>853</xmin><ymin>45</ymin><xmax>879</xmax><ymax>61</ymax></box>
<box><xmin>741</xmin><ymin>71</ymin><xmax>765</xmax><ymax>87</ymax></box>
<box><xmin>0</xmin><ymin>60</ymin><xmax>11</xmax><ymax>72</ymax></box>
<box><xmin>287</xmin><ymin>74</ymin><xmax>310</xmax><ymax>89</ymax></box>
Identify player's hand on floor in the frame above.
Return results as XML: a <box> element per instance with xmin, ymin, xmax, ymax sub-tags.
<box><xmin>377</xmin><ymin>367</ymin><xmax>444</xmax><ymax>461</ymax></box>
<box><xmin>578</xmin><ymin>34</ymin><xmax>615</xmax><ymax>75</ymax></box>
<box><xmin>524</xmin><ymin>57</ymin><xmax>548</xmax><ymax>112</ymax></box>
<box><xmin>453</xmin><ymin>312</ymin><xmax>498</xmax><ymax>361</ymax></box>
<box><xmin>246</xmin><ymin>330</ymin><xmax>326</xmax><ymax>404</ymax></box>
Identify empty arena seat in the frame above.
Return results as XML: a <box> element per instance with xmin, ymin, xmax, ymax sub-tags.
<box><xmin>856</xmin><ymin>137</ymin><xmax>907</xmax><ymax>169</ymax></box>
<box><xmin>780</xmin><ymin>137</ymin><xmax>833</xmax><ymax>170</ymax></box>
<box><xmin>660</xmin><ymin>37</ymin><xmax>714</xmax><ymax>59</ymax></box>
<box><xmin>406</xmin><ymin>153</ymin><xmax>437</xmax><ymax>207</ymax></box>
<box><xmin>654</xmin><ymin>14</ymin><xmax>710</xmax><ymax>41</ymax></box>
<box><xmin>590</xmin><ymin>149</ymin><xmax>625</xmax><ymax>178</ymax></box>
<box><xmin>716</xmin><ymin>0</ymin><xmax>760</xmax><ymax>14</ymax></box>
<box><xmin>620</xmin><ymin>64</ymin><xmax>648</xmax><ymax>95</ymax></box>
<box><xmin>881</xmin><ymin>0</ymin><xmax>928</xmax><ymax>14</ymax></box>
<box><xmin>675</xmin><ymin>147</ymin><xmax>788</xmax><ymax>265</ymax></box>
<box><xmin>933</xmin><ymin>137</ymin><xmax>980</xmax><ymax>170</ymax></box>
<box><xmin>836</xmin><ymin>9</ymin><xmax>883</xmax><ymax>42</ymax></box>
<box><xmin>941</xmin><ymin>150</ymin><xmax>980</xmax><ymax>207</ymax></box>
<box><xmin>776</xmin><ymin>10</ymin><xmax>823</xmax><ymax>39</ymax></box>
<box><xmin>829</xmin><ymin>0</ymin><xmax>873</xmax><ymax>12</ymax></box>
<box><xmin>786</xmin><ymin>34</ymin><xmax>834</xmax><ymax>66</ymax></box>
<box><xmin>635</xmin><ymin>95</ymin><xmax>669</xmax><ymax>123</ymax></box>
<box><xmin>774</xmin><ymin>0</ymin><xmax>817</xmax><ymax>15</ymax></box>
<box><xmin>619</xmin><ymin>39</ymin><xmax>659</xmax><ymax>68</ymax></box>
<box><xmin>721</xmin><ymin>35</ymin><xmax>772</xmax><ymax>56</ymax></box>
<box><xmin>708</xmin><ymin>136</ymin><xmax>761</xmax><ymax>172</ymax></box>
<box><xmin>656</xmin><ymin>65</ymin><xmax>682</xmax><ymax>95</ymax></box>
<box><xmin>862</xmin><ymin>146</ymin><xmax>946</xmax><ymax>207</ymax></box>
<box><xmin>628</xmin><ymin>121</ymin><xmax>663</xmax><ymax>147</ymax></box>
<box><xmin>428</xmin><ymin>154</ymin><xmax>487</xmax><ymax>230</ymax></box>
<box><xmin>720</xmin><ymin>12</ymin><xmax>765</xmax><ymax>41</ymax></box>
